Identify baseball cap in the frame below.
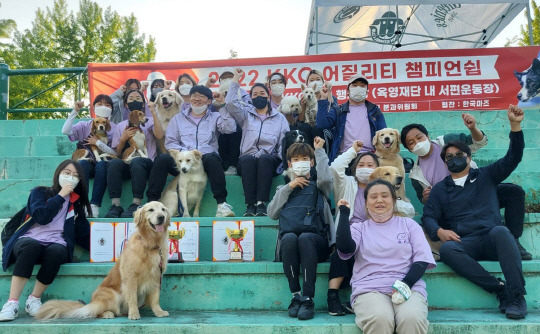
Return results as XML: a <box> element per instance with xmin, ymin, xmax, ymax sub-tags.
<box><xmin>219</xmin><ymin>67</ymin><xmax>235</xmax><ymax>79</ymax></box>
<box><xmin>347</xmin><ymin>74</ymin><xmax>369</xmax><ymax>87</ymax></box>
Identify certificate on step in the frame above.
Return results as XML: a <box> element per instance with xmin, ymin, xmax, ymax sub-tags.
<box><xmin>178</xmin><ymin>221</ymin><xmax>199</xmax><ymax>262</ymax></box>
<box><xmin>212</xmin><ymin>220</ymin><xmax>255</xmax><ymax>262</ymax></box>
<box><xmin>90</xmin><ymin>222</ymin><xmax>115</xmax><ymax>262</ymax></box>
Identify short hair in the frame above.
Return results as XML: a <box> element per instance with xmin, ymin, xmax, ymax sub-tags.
<box><xmin>189</xmin><ymin>85</ymin><xmax>213</xmax><ymax>100</ymax></box>
<box><xmin>364</xmin><ymin>179</ymin><xmax>397</xmax><ymax>204</ymax></box>
<box><xmin>267</xmin><ymin>72</ymin><xmax>287</xmax><ymax>86</ymax></box>
<box><xmin>440</xmin><ymin>141</ymin><xmax>471</xmax><ymax>162</ymax></box>
<box><xmin>346</xmin><ymin>152</ymin><xmax>379</xmax><ymax>176</ymax></box>
<box><xmin>401</xmin><ymin>124</ymin><xmax>429</xmax><ymax>149</ymax></box>
<box><xmin>286</xmin><ymin>143</ymin><xmax>315</xmax><ymax>162</ymax></box>
<box><xmin>175</xmin><ymin>73</ymin><xmax>197</xmax><ymax>94</ymax></box>
<box><xmin>92</xmin><ymin>94</ymin><xmax>113</xmax><ymax>107</ymax></box>
<box><xmin>122</xmin><ymin>89</ymin><xmax>146</xmax><ymax>106</ymax></box>
<box><xmin>305</xmin><ymin>69</ymin><xmax>324</xmax><ymax>85</ymax></box>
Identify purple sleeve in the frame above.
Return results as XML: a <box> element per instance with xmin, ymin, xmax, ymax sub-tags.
<box><xmin>408</xmin><ymin>219</ymin><xmax>437</xmax><ymax>270</ymax></box>
<box><xmin>111</xmin><ymin>123</ymin><xmax>124</xmax><ymax>150</ymax></box>
<box><xmin>68</xmin><ymin>121</ymin><xmax>89</xmax><ymax>142</ymax></box>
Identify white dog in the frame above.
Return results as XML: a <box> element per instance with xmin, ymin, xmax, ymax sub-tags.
<box><xmin>160</xmin><ymin>149</ymin><xmax>207</xmax><ymax>217</ymax></box>
<box><xmin>278</xmin><ymin>96</ymin><xmax>301</xmax><ymax>115</ymax></box>
<box><xmin>300</xmin><ymin>83</ymin><xmax>318</xmax><ymax>126</ymax></box>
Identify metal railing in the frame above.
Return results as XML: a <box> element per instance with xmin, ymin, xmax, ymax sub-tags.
<box><xmin>0</xmin><ymin>63</ymin><xmax>88</xmax><ymax>120</ymax></box>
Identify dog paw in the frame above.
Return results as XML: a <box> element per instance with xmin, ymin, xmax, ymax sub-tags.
<box><xmin>182</xmin><ymin>213</ymin><xmax>191</xmax><ymax>218</ymax></box>
<box><xmin>101</xmin><ymin>311</ymin><xmax>115</xmax><ymax>319</ymax></box>
<box><xmin>193</xmin><ymin>213</ymin><xmax>199</xmax><ymax>217</ymax></box>
<box><xmin>128</xmin><ymin>312</ymin><xmax>141</xmax><ymax>320</ymax></box>
<box><xmin>154</xmin><ymin>310</ymin><xmax>169</xmax><ymax>317</ymax></box>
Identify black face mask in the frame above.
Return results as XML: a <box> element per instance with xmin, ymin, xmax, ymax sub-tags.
<box><xmin>252</xmin><ymin>96</ymin><xmax>268</xmax><ymax>109</ymax></box>
<box><xmin>127</xmin><ymin>100</ymin><xmax>144</xmax><ymax>111</ymax></box>
<box><xmin>447</xmin><ymin>156</ymin><xmax>468</xmax><ymax>173</ymax></box>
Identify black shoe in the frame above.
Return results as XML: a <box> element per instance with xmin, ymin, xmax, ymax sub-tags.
<box><xmin>121</xmin><ymin>203</ymin><xmax>140</xmax><ymax>218</ymax></box>
<box><xmin>515</xmin><ymin>239</ymin><xmax>532</xmax><ymax>260</ymax></box>
<box><xmin>288</xmin><ymin>294</ymin><xmax>302</xmax><ymax>318</ymax></box>
<box><xmin>105</xmin><ymin>205</ymin><xmax>124</xmax><ymax>218</ymax></box>
<box><xmin>495</xmin><ymin>279</ymin><xmax>510</xmax><ymax>314</ymax></box>
<box><xmin>505</xmin><ymin>294</ymin><xmax>527</xmax><ymax>320</ymax></box>
<box><xmin>244</xmin><ymin>204</ymin><xmax>256</xmax><ymax>217</ymax></box>
<box><xmin>327</xmin><ymin>290</ymin><xmax>345</xmax><ymax>316</ymax></box>
<box><xmin>297</xmin><ymin>297</ymin><xmax>315</xmax><ymax>320</ymax></box>
<box><xmin>342</xmin><ymin>301</ymin><xmax>354</xmax><ymax>314</ymax></box>
<box><xmin>255</xmin><ymin>203</ymin><xmax>267</xmax><ymax>216</ymax></box>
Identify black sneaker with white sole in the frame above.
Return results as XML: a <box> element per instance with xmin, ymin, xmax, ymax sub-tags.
<box><xmin>297</xmin><ymin>297</ymin><xmax>315</xmax><ymax>320</ymax></box>
<box><xmin>244</xmin><ymin>204</ymin><xmax>256</xmax><ymax>217</ymax></box>
<box><xmin>288</xmin><ymin>294</ymin><xmax>302</xmax><ymax>318</ymax></box>
<box><xmin>105</xmin><ymin>204</ymin><xmax>124</xmax><ymax>218</ymax></box>
<box><xmin>121</xmin><ymin>203</ymin><xmax>140</xmax><ymax>218</ymax></box>
<box><xmin>327</xmin><ymin>290</ymin><xmax>345</xmax><ymax>316</ymax></box>
<box><xmin>255</xmin><ymin>203</ymin><xmax>267</xmax><ymax>216</ymax></box>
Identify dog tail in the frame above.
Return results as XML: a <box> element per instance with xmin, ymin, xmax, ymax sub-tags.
<box><xmin>36</xmin><ymin>300</ymin><xmax>104</xmax><ymax>320</ymax></box>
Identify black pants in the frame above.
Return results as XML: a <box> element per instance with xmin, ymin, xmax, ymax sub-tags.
<box><xmin>439</xmin><ymin>226</ymin><xmax>526</xmax><ymax>298</ymax></box>
<box><xmin>107</xmin><ymin>157</ymin><xmax>153</xmax><ymax>199</ymax></box>
<box><xmin>146</xmin><ymin>152</ymin><xmax>228</xmax><ymax>204</ymax></box>
<box><xmin>218</xmin><ymin>124</ymin><xmax>242</xmax><ymax>169</ymax></box>
<box><xmin>237</xmin><ymin>154</ymin><xmax>280</xmax><ymax>204</ymax></box>
<box><xmin>498</xmin><ymin>183</ymin><xmax>525</xmax><ymax>238</ymax></box>
<box><xmin>11</xmin><ymin>238</ymin><xmax>68</xmax><ymax>285</ymax></box>
<box><xmin>328</xmin><ymin>251</ymin><xmax>354</xmax><ymax>286</ymax></box>
<box><xmin>281</xmin><ymin>232</ymin><xmax>329</xmax><ymax>298</ymax></box>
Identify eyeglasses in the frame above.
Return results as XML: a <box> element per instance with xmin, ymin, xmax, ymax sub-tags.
<box><xmin>191</xmin><ymin>94</ymin><xmax>208</xmax><ymax>101</ymax></box>
<box><xmin>445</xmin><ymin>151</ymin><xmax>467</xmax><ymax>162</ymax></box>
<box><xmin>61</xmin><ymin>169</ymin><xmax>79</xmax><ymax>178</ymax></box>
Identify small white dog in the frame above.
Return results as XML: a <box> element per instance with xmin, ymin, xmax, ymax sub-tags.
<box><xmin>278</xmin><ymin>96</ymin><xmax>301</xmax><ymax>115</ymax></box>
<box><xmin>300</xmin><ymin>83</ymin><xmax>318</xmax><ymax>125</ymax></box>
<box><xmin>160</xmin><ymin>149</ymin><xmax>207</xmax><ymax>217</ymax></box>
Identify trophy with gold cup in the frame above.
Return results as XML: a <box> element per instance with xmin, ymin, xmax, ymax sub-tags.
<box><xmin>168</xmin><ymin>228</ymin><xmax>186</xmax><ymax>263</ymax></box>
<box><xmin>226</xmin><ymin>227</ymin><xmax>248</xmax><ymax>262</ymax></box>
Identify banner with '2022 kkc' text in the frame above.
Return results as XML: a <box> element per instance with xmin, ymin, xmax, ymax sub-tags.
<box><xmin>88</xmin><ymin>46</ymin><xmax>540</xmax><ymax>114</ymax></box>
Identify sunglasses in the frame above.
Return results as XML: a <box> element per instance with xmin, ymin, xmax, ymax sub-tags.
<box><xmin>445</xmin><ymin>151</ymin><xmax>467</xmax><ymax>162</ymax></box>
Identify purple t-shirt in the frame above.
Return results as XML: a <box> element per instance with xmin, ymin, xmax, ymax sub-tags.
<box><xmin>419</xmin><ymin>142</ymin><xmax>450</xmax><ymax>186</ymax></box>
<box><xmin>188</xmin><ymin>112</ymin><xmax>203</xmax><ymax>125</ymax></box>
<box><xmin>68</xmin><ymin>120</ymin><xmax>115</xmax><ymax>144</ymax></box>
<box><xmin>270</xmin><ymin>98</ymin><xmax>280</xmax><ymax>110</ymax></box>
<box><xmin>112</xmin><ymin>117</ymin><xmax>158</xmax><ymax>161</ymax></box>
<box><xmin>350</xmin><ymin>187</ymin><xmax>366</xmax><ymax>224</ymax></box>
<box><xmin>339</xmin><ymin>216</ymin><xmax>436</xmax><ymax>304</ymax></box>
<box><xmin>257</xmin><ymin>113</ymin><xmax>268</xmax><ymax>121</ymax></box>
<box><xmin>21</xmin><ymin>195</ymin><xmax>70</xmax><ymax>246</ymax></box>
<box><xmin>340</xmin><ymin>103</ymin><xmax>374</xmax><ymax>153</ymax></box>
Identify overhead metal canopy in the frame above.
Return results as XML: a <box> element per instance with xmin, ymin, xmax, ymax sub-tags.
<box><xmin>305</xmin><ymin>0</ymin><xmax>532</xmax><ymax>54</ymax></box>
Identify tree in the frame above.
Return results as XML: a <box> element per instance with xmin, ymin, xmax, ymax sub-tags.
<box><xmin>506</xmin><ymin>0</ymin><xmax>540</xmax><ymax>46</ymax></box>
<box><xmin>0</xmin><ymin>0</ymin><xmax>157</xmax><ymax>119</ymax></box>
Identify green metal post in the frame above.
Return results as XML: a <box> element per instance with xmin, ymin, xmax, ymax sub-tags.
<box><xmin>0</xmin><ymin>63</ymin><xmax>9</xmax><ymax>120</ymax></box>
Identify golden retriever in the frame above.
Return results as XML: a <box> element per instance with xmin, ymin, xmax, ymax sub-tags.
<box><xmin>369</xmin><ymin>166</ymin><xmax>408</xmax><ymax>202</ymax></box>
<box><xmin>36</xmin><ymin>201</ymin><xmax>170</xmax><ymax>320</ymax></box>
<box><xmin>154</xmin><ymin>90</ymin><xmax>183</xmax><ymax>154</ymax></box>
<box><xmin>373</xmin><ymin>128</ymin><xmax>406</xmax><ymax>195</ymax></box>
<box><xmin>72</xmin><ymin>117</ymin><xmax>116</xmax><ymax>162</ymax></box>
<box><xmin>122</xmin><ymin>110</ymin><xmax>149</xmax><ymax>164</ymax></box>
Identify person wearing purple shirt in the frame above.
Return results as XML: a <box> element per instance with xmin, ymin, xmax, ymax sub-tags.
<box><xmin>62</xmin><ymin>95</ymin><xmax>117</xmax><ymax>218</ymax></box>
<box><xmin>104</xmin><ymin>90</ymin><xmax>164</xmax><ymax>218</ymax></box>
<box><xmin>109</xmin><ymin>78</ymin><xmax>152</xmax><ymax>124</ymax></box>
<box><xmin>336</xmin><ymin>179</ymin><xmax>436</xmax><ymax>334</ymax></box>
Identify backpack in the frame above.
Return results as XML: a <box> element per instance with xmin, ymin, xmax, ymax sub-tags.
<box><xmin>1</xmin><ymin>207</ymin><xmax>29</xmax><ymax>247</ymax></box>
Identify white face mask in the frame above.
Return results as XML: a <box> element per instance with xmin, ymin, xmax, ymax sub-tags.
<box><xmin>179</xmin><ymin>83</ymin><xmax>193</xmax><ymax>96</ymax></box>
<box><xmin>191</xmin><ymin>105</ymin><xmax>208</xmax><ymax>115</ymax></box>
<box><xmin>349</xmin><ymin>86</ymin><xmax>367</xmax><ymax>102</ymax></box>
<box><xmin>411</xmin><ymin>139</ymin><xmax>431</xmax><ymax>157</ymax></box>
<box><xmin>94</xmin><ymin>105</ymin><xmax>112</xmax><ymax>119</ymax></box>
<box><xmin>271</xmin><ymin>83</ymin><xmax>285</xmax><ymax>96</ymax></box>
<box><xmin>308</xmin><ymin>80</ymin><xmax>323</xmax><ymax>92</ymax></box>
<box><xmin>355</xmin><ymin>167</ymin><xmax>375</xmax><ymax>184</ymax></box>
<box><xmin>368</xmin><ymin>207</ymin><xmax>394</xmax><ymax>223</ymax></box>
<box><xmin>291</xmin><ymin>161</ymin><xmax>311</xmax><ymax>177</ymax></box>
<box><xmin>59</xmin><ymin>174</ymin><xmax>79</xmax><ymax>189</ymax></box>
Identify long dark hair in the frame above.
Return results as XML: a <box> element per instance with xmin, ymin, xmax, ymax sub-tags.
<box><xmin>52</xmin><ymin>160</ymin><xmax>92</xmax><ymax>218</ymax></box>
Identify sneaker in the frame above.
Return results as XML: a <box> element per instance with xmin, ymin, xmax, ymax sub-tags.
<box><xmin>495</xmin><ymin>279</ymin><xmax>510</xmax><ymax>314</ymax></box>
<box><xmin>224</xmin><ymin>166</ymin><xmax>237</xmax><ymax>176</ymax></box>
<box><xmin>25</xmin><ymin>295</ymin><xmax>42</xmax><ymax>317</ymax></box>
<box><xmin>216</xmin><ymin>202</ymin><xmax>235</xmax><ymax>217</ymax></box>
<box><xmin>327</xmin><ymin>290</ymin><xmax>345</xmax><ymax>316</ymax></box>
<box><xmin>90</xmin><ymin>204</ymin><xmax>100</xmax><ymax>218</ymax></box>
<box><xmin>0</xmin><ymin>300</ymin><xmax>19</xmax><ymax>321</ymax></box>
<box><xmin>122</xmin><ymin>203</ymin><xmax>140</xmax><ymax>218</ymax></box>
<box><xmin>105</xmin><ymin>204</ymin><xmax>124</xmax><ymax>218</ymax></box>
<box><xmin>505</xmin><ymin>294</ymin><xmax>527</xmax><ymax>320</ymax></box>
<box><xmin>297</xmin><ymin>296</ymin><xmax>315</xmax><ymax>320</ymax></box>
<box><xmin>288</xmin><ymin>294</ymin><xmax>302</xmax><ymax>318</ymax></box>
<box><xmin>255</xmin><ymin>203</ymin><xmax>267</xmax><ymax>216</ymax></box>
<box><xmin>515</xmin><ymin>239</ymin><xmax>532</xmax><ymax>261</ymax></box>
<box><xmin>244</xmin><ymin>204</ymin><xmax>256</xmax><ymax>217</ymax></box>
<box><xmin>342</xmin><ymin>301</ymin><xmax>354</xmax><ymax>314</ymax></box>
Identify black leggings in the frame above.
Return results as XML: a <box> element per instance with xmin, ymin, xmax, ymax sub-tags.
<box><xmin>237</xmin><ymin>154</ymin><xmax>280</xmax><ymax>204</ymax></box>
<box><xmin>328</xmin><ymin>251</ymin><xmax>354</xmax><ymax>286</ymax></box>
<box><xmin>280</xmin><ymin>232</ymin><xmax>329</xmax><ymax>298</ymax></box>
<box><xmin>11</xmin><ymin>238</ymin><xmax>68</xmax><ymax>285</ymax></box>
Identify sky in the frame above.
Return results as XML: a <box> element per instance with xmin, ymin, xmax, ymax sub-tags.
<box><xmin>0</xmin><ymin>0</ymin><xmax>532</xmax><ymax>63</ymax></box>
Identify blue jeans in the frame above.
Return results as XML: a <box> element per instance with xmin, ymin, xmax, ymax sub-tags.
<box><xmin>79</xmin><ymin>160</ymin><xmax>108</xmax><ymax>206</ymax></box>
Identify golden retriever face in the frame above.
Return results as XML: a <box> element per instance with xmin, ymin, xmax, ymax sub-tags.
<box><xmin>169</xmin><ymin>149</ymin><xmax>203</xmax><ymax>174</ymax></box>
<box><xmin>369</xmin><ymin>166</ymin><xmax>404</xmax><ymax>190</ymax></box>
<box><xmin>128</xmin><ymin>110</ymin><xmax>148</xmax><ymax>127</ymax></box>
<box><xmin>133</xmin><ymin>201</ymin><xmax>170</xmax><ymax>233</ymax></box>
<box><xmin>373</xmin><ymin>128</ymin><xmax>401</xmax><ymax>155</ymax></box>
<box><xmin>92</xmin><ymin>117</ymin><xmax>111</xmax><ymax>133</ymax></box>
<box><xmin>156</xmin><ymin>90</ymin><xmax>182</xmax><ymax>110</ymax></box>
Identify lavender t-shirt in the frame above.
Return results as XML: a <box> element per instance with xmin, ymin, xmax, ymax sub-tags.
<box><xmin>418</xmin><ymin>142</ymin><xmax>450</xmax><ymax>186</ymax></box>
<box><xmin>68</xmin><ymin>120</ymin><xmax>115</xmax><ymax>144</ymax></box>
<box><xmin>188</xmin><ymin>112</ymin><xmax>203</xmax><ymax>125</ymax></box>
<box><xmin>350</xmin><ymin>187</ymin><xmax>366</xmax><ymax>224</ymax></box>
<box><xmin>339</xmin><ymin>216</ymin><xmax>436</xmax><ymax>304</ymax></box>
<box><xmin>340</xmin><ymin>103</ymin><xmax>374</xmax><ymax>153</ymax></box>
<box><xmin>21</xmin><ymin>195</ymin><xmax>69</xmax><ymax>246</ymax></box>
<box><xmin>112</xmin><ymin>117</ymin><xmax>157</xmax><ymax>161</ymax></box>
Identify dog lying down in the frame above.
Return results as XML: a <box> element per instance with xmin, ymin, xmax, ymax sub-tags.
<box><xmin>36</xmin><ymin>202</ymin><xmax>170</xmax><ymax>320</ymax></box>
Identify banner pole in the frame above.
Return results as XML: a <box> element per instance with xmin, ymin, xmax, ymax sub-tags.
<box><xmin>526</xmin><ymin>1</ymin><xmax>534</xmax><ymax>45</ymax></box>
<box><xmin>315</xmin><ymin>6</ymin><xmax>319</xmax><ymax>54</ymax></box>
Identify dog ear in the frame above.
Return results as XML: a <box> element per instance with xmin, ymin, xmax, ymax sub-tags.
<box><xmin>192</xmin><ymin>150</ymin><xmax>203</xmax><ymax>160</ymax></box>
<box><xmin>533</xmin><ymin>58</ymin><xmax>540</xmax><ymax>72</ymax></box>
<box><xmin>105</xmin><ymin>119</ymin><xmax>111</xmax><ymax>132</ymax></box>
<box><xmin>301</xmin><ymin>84</ymin><xmax>306</xmax><ymax>91</ymax></box>
<box><xmin>395</xmin><ymin>129</ymin><xmax>401</xmax><ymax>145</ymax></box>
<box><xmin>174</xmin><ymin>91</ymin><xmax>182</xmax><ymax>105</ymax></box>
<box><xmin>133</xmin><ymin>206</ymin><xmax>145</xmax><ymax>229</ymax></box>
<box><xmin>312</xmin><ymin>82</ymin><xmax>318</xmax><ymax>91</ymax></box>
<box><xmin>368</xmin><ymin>167</ymin><xmax>379</xmax><ymax>181</ymax></box>
<box><xmin>514</xmin><ymin>70</ymin><xmax>522</xmax><ymax>80</ymax></box>
<box><xmin>372</xmin><ymin>132</ymin><xmax>379</xmax><ymax>147</ymax></box>
<box><xmin>169</xmin><ymin>149</ymin><xmax>179</xmax><ymax>159</ymax></box>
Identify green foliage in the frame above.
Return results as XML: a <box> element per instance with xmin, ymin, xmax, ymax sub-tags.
<box><xmin>506</xmin><ymin>0</ymin><xmax>540</xmax><ymax>46</ymax></box>
<box><xmin>0</xmin><ymin>0</ymin><xmax>157</xmax><ymax>120</ymax></box>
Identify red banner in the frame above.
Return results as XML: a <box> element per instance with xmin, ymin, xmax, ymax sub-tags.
<box><xmin>88</xmin><ymin>46</ymin><xmax>540</xmax><ymax>113</ymax></box>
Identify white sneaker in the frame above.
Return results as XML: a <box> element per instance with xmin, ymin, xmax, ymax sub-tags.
<box><xmin>90</xmin><ymin>204</ymin><xmax>100</xmax><ymax>218</ymax></box>
<box><xmin>0</xmin><ymin>300</ymin><xmax>19</xmax><ymax>321</ymax></box>
<box><xmin>25</xmin><ymin>295</ymin><xmax>42</xmax><ymax>317</ymax></box>
<box><xmin>216</xmin><ymin>202</ymin><xmax>235</xmax><ymax>217</ymax></box>
<box><xmin>225</xmin><ymin>166</ymin><xmax>237</xmax><ymax>176</ymax></box>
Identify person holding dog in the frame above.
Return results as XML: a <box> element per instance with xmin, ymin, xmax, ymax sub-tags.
<box><xmin>316</xmin><ymin>74</ymin><xmax>386</xmax><ymax>163</ymax></box>
<box><xmin>225</xmin><ymin>68</ymin><xmax>289</xmax><ymax>217</ymax></box>
<box><xmin>0</xmin><ymin>160</ymin><xmax>91</xmax><ymax>321</ymax></box>
<box><xmin>336</xmin><ymin>179</ymin><xmax>435</xmax><ymax>334</ymax></box>
<box><xmin>146</xmin><ymin>85</ymin><xmax>237</xmax><ymax>217</ymax></box>
<box><xmin>62</xmin><ymin>95</ymin><xmax>117</xmax><ymax>218</ymax></box>
<box><xmin>422</xmin><ymin>105</ymin><xmax>528</xmax><ymax>320</ymax></box>
<box><xmin>401</xmin><ymin>113</ymin><xmax>532</xmax><ymax>260</ymax></box>
<box><xmin>109</xmin><ymin>78</ymin><xmax>151</xmax><ymax>124</ymax></box>
<box><xmin>267</xmin><ymin>137</ymin><xmax>335</xmax><ymax>320</ymax></box>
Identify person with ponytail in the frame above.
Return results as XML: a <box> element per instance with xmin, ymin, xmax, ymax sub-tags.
<box><xmin>0</xmin><ymin>160</ymin><xmax>91</xmax><ymax>321</ymax></box>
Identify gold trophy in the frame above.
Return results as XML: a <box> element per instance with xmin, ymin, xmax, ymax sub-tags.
<box><xmin>168</xmin><ymin>228</ymin><xmax>186</xmax><ymax>263</ymax></box>
<box><xmin>226</xmin><ymin>227</ymin><xmax>248</xmax><ymax>262</ymax></box>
